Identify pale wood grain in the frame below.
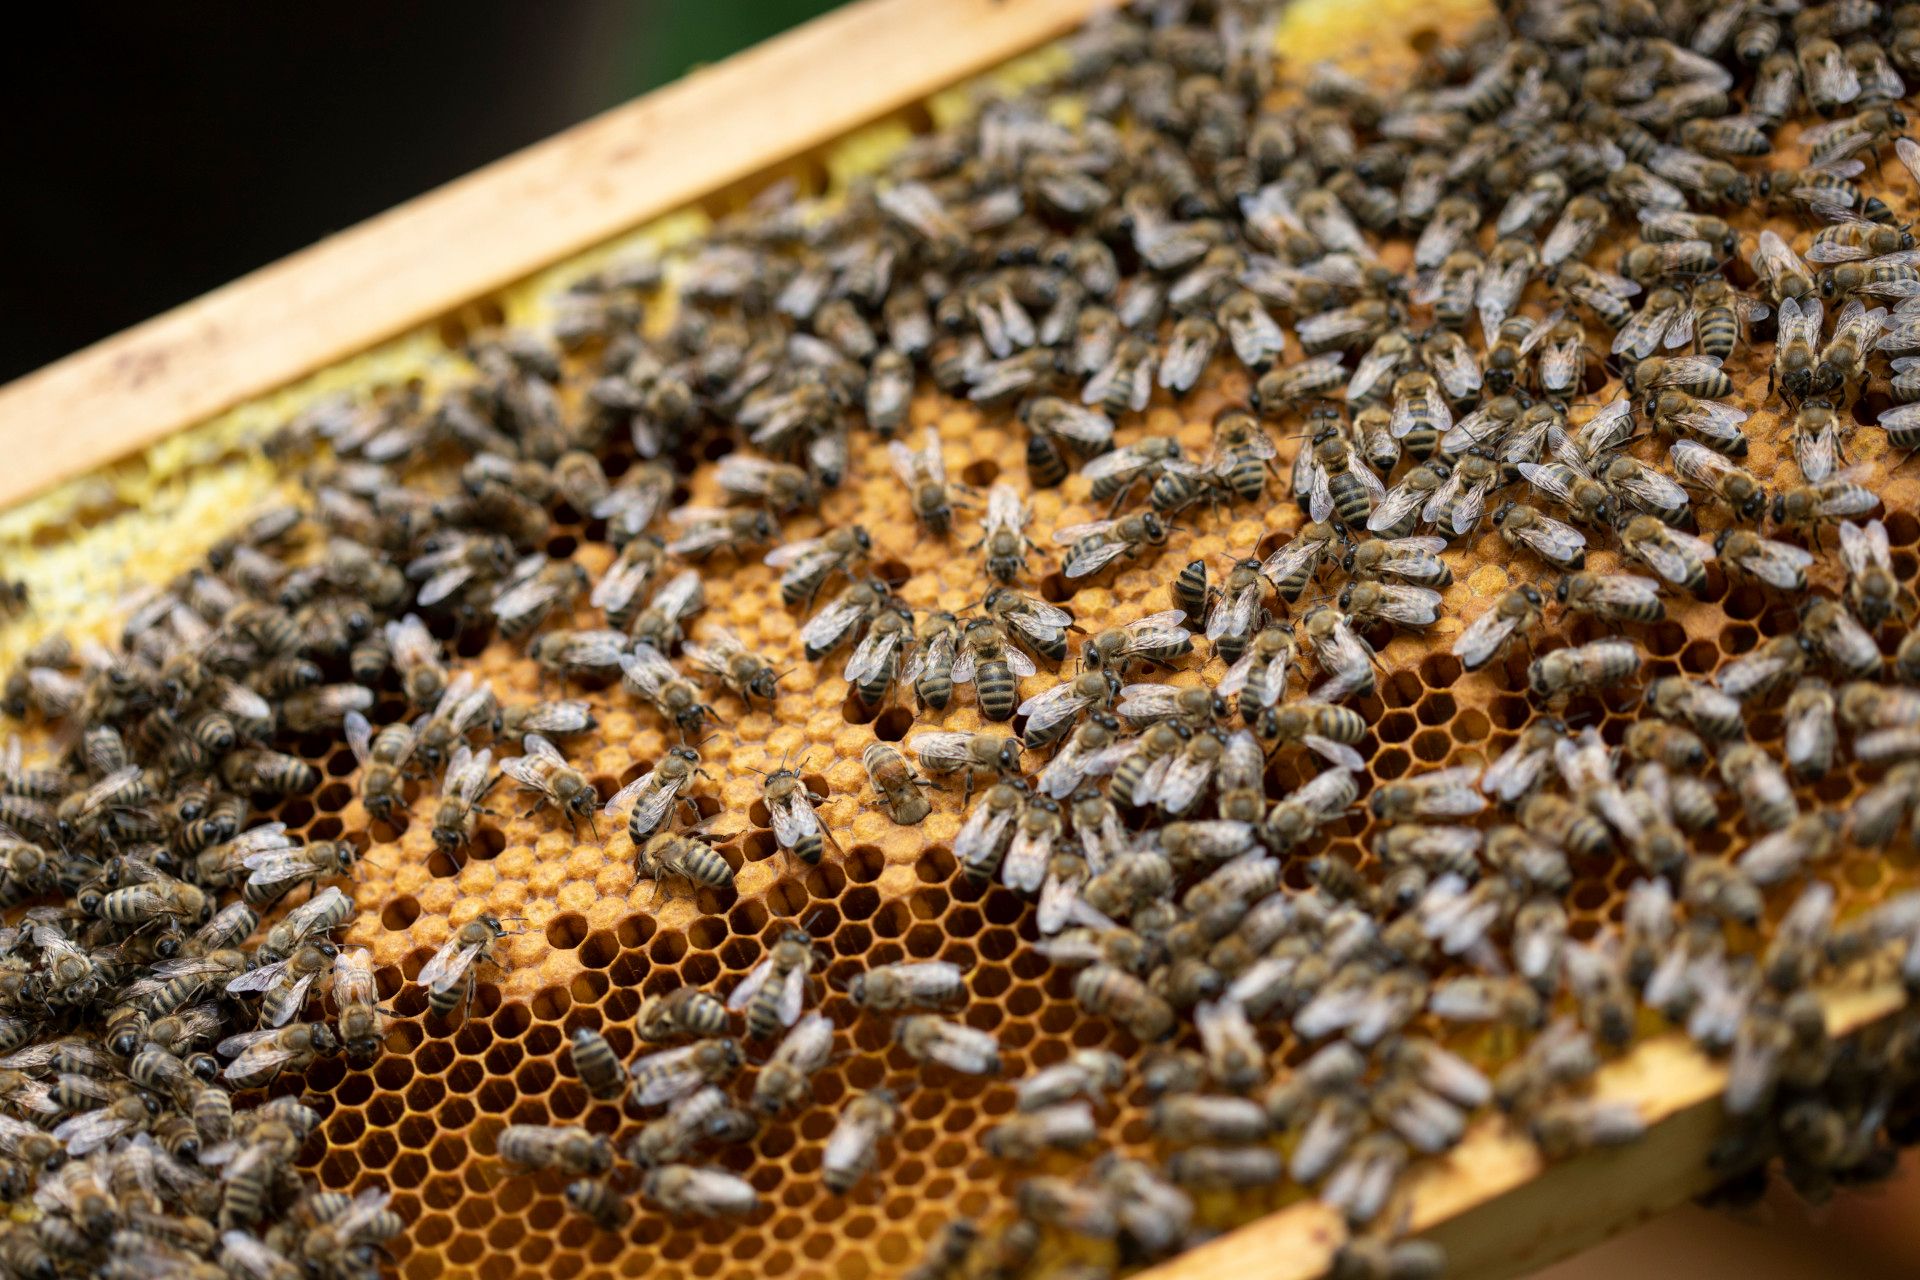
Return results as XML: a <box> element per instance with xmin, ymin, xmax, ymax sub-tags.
<box><xmin>0</xmin><ymin>0</ymin><xmax>1103</xmax><ymax>511</ymax></box>
<box><xmin>1146</xmin><ymin>985</ymin><xmax>1907</xmax><ymax>1280</ymax></box>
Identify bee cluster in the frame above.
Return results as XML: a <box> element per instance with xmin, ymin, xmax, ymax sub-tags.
<box><xmin>11</xmin><ymin>0</ymin><xmax>1920</xmax><ymax>1275</ymax></box>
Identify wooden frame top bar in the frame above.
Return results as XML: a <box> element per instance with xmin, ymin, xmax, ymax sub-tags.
<box><xmin>0</xmin><ymin>0</ymin><xmax>1102</xmax><ymax>510</ymax></box>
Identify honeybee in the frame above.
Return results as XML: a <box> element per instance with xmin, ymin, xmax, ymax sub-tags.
<box><xmin>1813</xmin><ymin>297</ymin><xmax>1888</xmax><ymax>396</ymax></box>
<box><xmin>600</xmin><ymin>746</ymin><xmax>705</xmax><ymax>845</ymax></box>
<box><xmin>863</xmin><ymin>741</ymin><xmax>930</xmax><ymax>825</ymax></box>
<box><xmin>666</xmin><ymin>507</ymin><xmax>779</xmax><ymax>561</ymax></box>
<box><xmin>593</xmin><ymin>464</ymin><xmax>675</xmax><ymax>545</ymax></box>
<box><xmin>1219</xmin><ymin>291</ymin><xmax>1286</xmax><ymax>372</ymax></box>
<box><xmin>822</xmin><ymin>1089</ymin><xmax>901</xmax><ymax>1192</ymax></box>
<box><xmin>416</xmin><ymin>914</ymin><xmax>513</xmax><ymax>1018</ymax></box>
<box><xmin>1016</xmin><ymin>1049</ymin><xmax>1128</xmax><ymax>1113</ymax></box>
<box><xmin>1367</xmin><ymin>462</ymin><xmax>1451</xmax><ymax>537</ymax></box>
<box><xmin>1710</xmin><ymin>528</ymin><xmax>1811</xmax><ymax>592</ymax></box>
<box><xmin>1800</xmin><ymin>596</ymin><xmax>1882</xmax><ymax>678</ymax></box>
<box><xmin>1251</xmin><ymin>352</ymin><xmax>1348</xmax><ymax>415</ymax></box>
<box><xmin>1739</xmin><ymin>812</ymin><xmax>1843</xmax><ymax>886</ymax></box>
<box><xmin>681</xmin><ymin>627</ymin><xmax>780</xmax><ymax>711</ymax></box>
<box><xmin>1619</xmin><ymin>514</ymin><xmax>1715</xmax><ymax>592</ymax></box>
<box><xmin>716</xmin><ymin>455</ymin><xmax>818</xmax><ymax>514</ymax></box>
<box><xmin>1021</xmin><ymin>398</ymin><xmax>1115</xmax><ymax>488</ymax></box>
<box><xmin>1555</xmin><ymin>571</ymin><xmax>1664</xmax><ymax>623</ymax></box>
<box><xmin>491</xmin><ymin>558</ymin><xmax>590</xmax><ymax>642</ymax></box>
<box><xmin>623</xmin><ymin>569</ymin><xmax>705</xmax><ymax>655</ymax></box>
<box><xmin>636</xmin><ymin>987</ymin><xmax>729</xmax><ymax>1044</ymax></box>
<box><xmin>973</xmin><ymin>485</ymin><xmax>1038</xmax><ymax>585</ymax></box>
<box><xmin>1452</xmin><ymin>585</ymin><xmax>1545</xmax><ymax>671</ymax></box>
<box><xmin>800</xmin><ymin>578</ymin><xmax>891</xmax><ymax>661</ymax></box>
<box><xmin>620</xmin><ymin>644</ymin><xmax>716</xmax><ymax>738</ymax></box>
<box><xmin>1839</xmin><ymin>520</ymin><xmax>1914</xmax><ymax>628</ymax></box>
<box><xmin>887</xmin><ymin>429</ymin><xmax>961</xmax><ymax>535</ymax></box>
<box><xmin>893</xmin><ymin>1014</ymin><xmax>1001</xmax><ymax>1075</ymax></box>
<box><xmin>1491</xmin><ymin>502</ymin><xmax>1587</xmax><ymax>571</ymax></box>
<box><xmin>498</xmin><ymin>1124</ymin><xmax>614</xmax><ymax>1176</ymax></box>
<box><xmin>1647</xmin><ymin>676</ymin><xmax>1745</xmax><ymax>741</ymax></box>
<box><xmin>1773</xmin><ymin>293</ymin><xmax>1824</xmax><ymax>398</ymax></box>
<box><xmin>759</xmin><ymin>760</ymin><xmax>832</xmax><ymax>867</ymax></box>
<box><xmin>1527</xmin><ymin>639</ymin><xmax>1644</xmax><ymax>700</ymax></box>
<box><xmin>217</xmin><ymin>1022</ymin><xmax>339</xmax><ymax>1088</ymax></box>
<box><xmin>1073</xmin><ymin>964</ymin><xmax>1175</xmax><ymax>1040</ymax></box>
<box><xmin>1261</xmin><ymin>522</ymin><xmax>1340</xmax><ymax>605</ymax></box>
<box><xmin>332</xmin><ymin>947</ymin><xmax>388</xmax><ymax>1063</ymax></box>
<box><xmin>1772</xmin><ymin>466</ymin><xmax>1880</xmax><ymax>542</ymax></box>
<box><xmin>1299</xmin><ymin>605</ymin><xmax>1377</xmax><ymax>703</ymax></box>
<box><xmin>641</xmin><ymin>1164</ymin><xmax>760</xmax><ymax>1218</ymax></box>
<box><xmin>529</xmin><ymin>628</ymin><xmax>630</xmax><ymax>686</ymax></box>
<box><xmin>1750</xmin><ymin>228</ymin><xmax>1818</xmax><ymax>304</ymax></box>
<box><xmin>1783</xmin><ymin>679</ymin><xmax>1838</xmax><ymax>780</ymax></box>
<box><xmin>629</xmin><ymin>1038</ymin><xmax>745</xmax><ymax>1108</ymax></box>
<box><xmin>500</xmin><ymin>734</ymin><xmax>600</xmax><ymax>837</ymax></box>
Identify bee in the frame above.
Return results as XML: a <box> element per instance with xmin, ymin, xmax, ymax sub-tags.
<box><xmin>417</xmin><ymin>914</ymin><xmax>513</xmax><ymax>1019</ymax></box>
<box><xmin>1054</xmin><ymin>512</ymin><xmax>1170</xmax><ymax>580</ymax></box>
<box><xmin>950</xmin><ymin>617</ymin><xmax>1031</xmax><ymax>724</ymax></box>
<box><xmin>666</xmin><ymin>506</ymin><xmax>778</xmax><ymax>561</ymax></box>
<box><xmin>800</xmin><ymin>578</ymin><xmax>891</xmax><ymax>662</ymax></box>
<box><xmin>729</xmin><ymin>928</ymin><xmax>820</xmax><ymax>1040</ymax></box>
<box><xmin>492</xmin><ymin>558</ymin><xmax>589</xmax><ymax>642</ymax></box>
<box><xmin>1616</xmin><ymin>515</ymin><xmax>1714</xmax><ymax>592</ymax></box>
<box><xmin>1389</xmin><ymin>371</ymin><xmax>1453</xmax><ymax>462</ymax></box>
<box><xmin>217</xmin><ymin>1022</ymin><xmax>339</xmax><ymax>1088</ymax></box>
<box><xmin>1020</xmin><ymin>398</ymin><xmax>1114</xmax><ymax>488</ymax></box>
<box><xmin>1304</xmin><ymin>429</ymin><xmax>1387</xmax><ymax>529</ymax></box>
<box><xmin>1709</xmin><ymin>527</ymin><xmax>1811</xmax><ymax>593</ymax></box>
<box><xmin>1422</xmin><ymin>449</ymin><xmax>1500</xmax><ymax>538</ymax></box>
<box><xmin>1647</xmin><ymin>676</ymin><xmax>1745</xmax><ymax>741</ymax></box>
<box><xmin>765</xmin><ymin>525</ymin><xmax>871</xmax><ymax>609</ymax></box>
<box><xmin>1771</xmin><ymin>466</ymin><xmax>1880</xmax><ymax>541</ymax></box>
<box><xmin>1838</xmin><ymin>520</ymin><xmax>1913</xmax><ymax>628</ymax></box>
<box><xmin>758</xmin><ymin>760</ymin><xmax>831</xmax><ymax>867</ymax></box>
<box><xmin>1781</xmin><ymin>678</ymin><xmax>1839</xmax><ymax>781</ymax></box>
<box><xmin>1800</xmin><ymin>596</ymin><xmax>1882</xmax><ymax>677</ymax></box>
<box><xmin>564</xmin><ymin>1179</ymin><xmax>630</xmax><ymax>1232</ymax></box>
<box><xmin>1612</xmin><ymin>285</ymin><xmax>1692</xmax><ymax>360</ymax></box>
<box><xmin>1218</xmin><ymin>290</ymin><xmax>1286</xmax><ymax>372</ymax></box>
<box><xmin>593</xmin><ymin>463</ymin><xmax>674</xmax><ymax>546</ymax></box>
<box><xmin>517</xmin><ymin>640</ymin><xmax>622</xmax><ymax>706</ymax></box>
<box><xmin>1015</xmin><ymin>1050</ymin><xmax>1128</xmax><ymax>1115</ymax></box>
<box><xmin>599</xmin><ymin>746</ymin><xmax>704</xmax><ymax>846</ymax></box>
<box><xmin>1718</xmin><ymin>632</ymin><xmax>1814</xmax><ymax>704</ymax></box>
<box><xmin>679</xmin><ymin>626</ymin><xmax>780</xmax><ymax>711</ymax></box>
<box><xmin>1555</xmin><ymin>570</ymin><xmax>1665</xmax><ymax>625</ymax></box>
<box><xmin>972</xmin><ymin>484</ymin><xmax>1038</xmax><ymax>585</ymax></box>
<box><xmin>1073</xmin><ymin>965</ymin><xmax>1175</xmax><ymax>1041</ymax></box>
<box><xmin>311</xmin><ymin>945</ymin><xmax>389</xmax><ymax>1067</ymax></box>
<box><xmin>620</xmin><ymin>644</ymin><xmax>715</xmax><ymax>738</ymax></box>
<box><xmin>887</xmin><ymin>429</ymin><xmax>961</xmax><ymax>535</ymax></box>
<box><xmin>1551</xmin><ymin>260</ymin><xmax>1638</xmax><ymax>330</ymax></box>
<box><xmin>1250</xmin><ymin>353</ymin><xmax>1347</xmax><ymax>418</ymax></box>
<box><xmin>1812</xmin><ymin>297</ymin><xmax>1888</xmax><ymax>396</ymax></box>
<box><xmin>863</xmin><ymin>741</ymin><xmax>930</xmax><ymax>825</ymax></box>
<box><xmin>499</xmin><ymin>1124</ymin><xmax>614</xmax><ymax>1176</ymax></box>
<box><xmin>589</xmin><ymin>534</ymin><xmax>668</xmax><ymax>633</ymax></box>
<box><xmin>1300</xmin><ymin>295</ymin><xmax>1403</xmax><ymax>354</ymax></box>
<box><xmin>1750</xmin><ymin>229</ymin><xmax>1818</xmax><ymax>305</ymax></box>
<box><xmin>624</xmin><ymin>569</ymin><xmax>705</xmax><ymax>655</ymax></box>
<box><xmin>1452</xmin><ymin>585</ymin><xmax>1545</xmax><ymax>672</ymax></box>
<box><xmin>629</xmin><ymin>1038</ymin><xmax>745</xmax><ymax>1108</ymax></box>
<box><xmin>893</xmin><ymin>1014</ymin><xmax>1001</xmax><ymax>1075</ymax></box>
<box><xmin>1739</xmin><ymin>811</ymin><xmax>1843</xmax><ymax>886</ymax></box>
<box><xmin>1083</xmin><ymin>334</ymin><xmax>1155</xmax><ymax>415</ymax></box>
<box><xmin>1781</xmin><ymin>399</ymin><xmax>1848</xmax><ymax>484</ymax></box>
<box><xmin>1414</xmin><ymin>249</ymin><xmax>1480</xmax><ymax>329</ymax></box>
<box><xmin>421</xmin><ymin>744</ymin><xmax>496</xmax><ymax>858</ymax></box>
<box><xmin>636</xmin><ymin>987</ymin><xmax>729</xmax><ymax>1044</ymax></box>
<box><xmin>1809</xmin><ymin>217</ymin><xmax>1916</xmax><ymax>266</ymax></box>
<box><xmin>1357</xmin><ymin>461</ymin><xmax>1443</xmax><ymax>541</ymax></box>
<box><xmin>716</xmin><ymin>455</ymin><xmax>818</xmax><ymax>514</ymax></box>
<box><xmin>1527</xmin><ymin>639</ymin><xmax>1644</xmax><ymax>700</ymax></box>
<box><xmin>822</xmin><ymin>1089</ymin><xmax>901</xmax><ymax>1193</ymax></box>
<box><xmin>1540</xmin><ymin>194</ymin><xmax>1611</xmax><ymax>269</ymax></box>
<box><xmin>490</xmin><ymin>740</ymin><xmax>612</xmax><ymax>852</ymax></box>
<box><xmin>641</xmin><ymin>1164</ymin><xmax>759</xmax><ymax>1218</ymax></box>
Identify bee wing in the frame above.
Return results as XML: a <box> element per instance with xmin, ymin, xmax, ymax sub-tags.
<box><xmin>844</xmin><ymin>628</ymin><xmax>903</xmax><ymax>684</ymax></box>
<box><xmin>224</xmin><ymin>957</ymin><xmax>292</xmax><ymax>995</ymax></box>
<box><xmin>1759</xmin><ymin>236</ymin><xmax>1816</xmax><ymax>302</ymax></box>
<box><xmin>1017</xmin><ymin>681</ymin><xmax>1093</xmax><ymax>741</ymax></box>
<box><xmin>1630</xmin><ymin>531</ymin><xmax>1704</xmax><ymax>585</ymax></box>
<box><xmin>1301</xmin><ymin>734</ymin><xmax>1367</xmax><ymax>771</ymax></box>
<box><xmin>1615</xmin><ymin>462</ymin><xmax>1693</xmax><ymax>516</ymax></box>
<box><xmin>1838</xmin><ymin>520</ymin><xmax>1890</xmax><ymax>575</ymax></box>
<box><xmin>800</xmin><ymin>597</ymin><xmax>866</xmax><ymax>655</ymax></box>
<box><xmin>728</xmin><ymin>959</ymin><xmax>774</xmax><ymax>1012</ymax></box>
<box><xmin>769</xmin><ymin>791</ymin><xmax>821</xmax><ymax>850</ymax></box>
<box><xmin>775</xmin><ymin>964</ymin><xmax>809</xmax><ymax>1028</ymax></box>
<box><xmin>239</xmin><ymin>850</ymin><xmax>320</xmax><ymax>887</ymax></box>
<box><xmin>1346</xmin><ymin>342</ymin><xmax>1406</xmax><ymax>402</ymax></box>
<box><xmin>1225</xmin><ymin>300</ymin><xmax>1287</xmax><ymax>368</ymax></box>
<box><xmin>956</xmin><ymin>799</ymin><xmax>1018</xmax><ymax>866</ymax></box>
<box><xmin>761</xmin><ymin>535</ymin><xmax>829</xmax><ymax>570</ymax></box>
<box><xmin>343</xmin><ymin>710</ymin><xmax>374</xmax><ymax>766</ymax></box>
<box><xmin>52</xmin><ymin>1107</ymin><xmax>139</xmax><ymax>1156</ymax></box>
<box><xmin>1512</xmin><ymin>511</ymin><xmax>1589</xmax><ymax>564</ymax></box>
<box><xmin>909</xmin><ymin>731</ymin><xmax>979</xmax><ymax>772</ymax></box>
<box><xmin>1064</xmin><ymin>540</ymin><xmax>1131</xmax><ymax>579</ymax></box>
<box><xmin>984</xmin><ymin>484</ymin><xmax>1028</xmax><ymax>536</ymax></box>
<box><xmin>1153</xmin><ymin>749</ymin><xmax>1219</xmax><ymax>815</ymax></box>
<box><xmin>1205</xmin><ymin>582</ymin><xmax>1262</xmax><ymax>642</ymax></box>
<box><xmin>651</xmin><ymin>571</ymin><xmax>705</xmax><ymax>623</ymax></box>
<box><xmin>1542</xmin><ymin>205</ymin><xmax>1607</xmax><ymax>266</ymax></box>
<box><xmin>416</xmin><ymin>938</ymin><xmax>483</xmax><ymax>992</ymax></box>
<box><xmin>1738</xmin><ymin>537</ymin><xmax>1815</xmax><ymax>589</ymax></box>
<box><xmin>1051</xmin><ymin>517</ymin><xmax>1119</xmax><ymax>547</ymax></box>
<box><xmin>1372</xmin><ymin>583</ymin><xmax>1443</xmax><ymax>626</ymax></box>
<box><xmin>1420</xmin><ymin>467</ymin><xmax>1465</xmax><ymax>524</ymax></box>
<box><xmin>1451</xmin><ymin>604</ymin><xmax>1523</xmax><ymax>671</ymax></box>
<box><xmin>1668</xmin><ymin>440</ymin><xmax>1736</xmax><ymax>490</ymax></box>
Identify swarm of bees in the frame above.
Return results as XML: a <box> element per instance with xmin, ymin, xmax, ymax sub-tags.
<box><xmin>15</xmin><ymin>0</ymin><xmax>1920</xmax><ymax>1274</ymax></box>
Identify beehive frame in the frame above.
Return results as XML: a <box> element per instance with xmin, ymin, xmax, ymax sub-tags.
<box><xmin>2</xmin><ymin>1</ymin><xmax>1916</xmax><ymax>1278</ymax></box>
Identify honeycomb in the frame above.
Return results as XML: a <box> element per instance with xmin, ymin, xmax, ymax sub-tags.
<box><xmin>7</xmin><ymin>1</ymin><xmax>1920</xmax><ymax>1279</ymax></box>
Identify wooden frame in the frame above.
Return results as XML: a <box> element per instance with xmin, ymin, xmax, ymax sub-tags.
<box><xmin>0</xmin><ymin>0</ymin><xmax>1901</xmax><ymax>1275</ymax></box>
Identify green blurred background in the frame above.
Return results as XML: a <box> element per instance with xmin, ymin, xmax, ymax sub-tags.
<box><xmin>0</xmin><ymin>0</ymin><xmax>841</xmax><ymax>384</ymax></box>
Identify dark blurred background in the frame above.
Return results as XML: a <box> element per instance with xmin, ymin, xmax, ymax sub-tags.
<box><xmin>0</xmin><ymin>0</ymin><xmax>838</xmax><ymax>384</ymax></box>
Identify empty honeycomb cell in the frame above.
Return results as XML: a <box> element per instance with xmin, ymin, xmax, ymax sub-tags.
<box><xmin>397</xmin><ymin>1113</ymin><xmax>435</xmax><ymax>1148</ymax></box>
<box><xmin>1418</xmin><ymin>692</ymin><xmax>1457</xmax><ymax>725</ymax></box>
<box><xmin>383</xmin><ymin>895</ymin><xmax>423</xmax><ymax>931</ymax></box>
<box><xmin>360</xmin><ymin>1130</ymin><xmax>400</xmax><ymax>1170</ymax></box>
